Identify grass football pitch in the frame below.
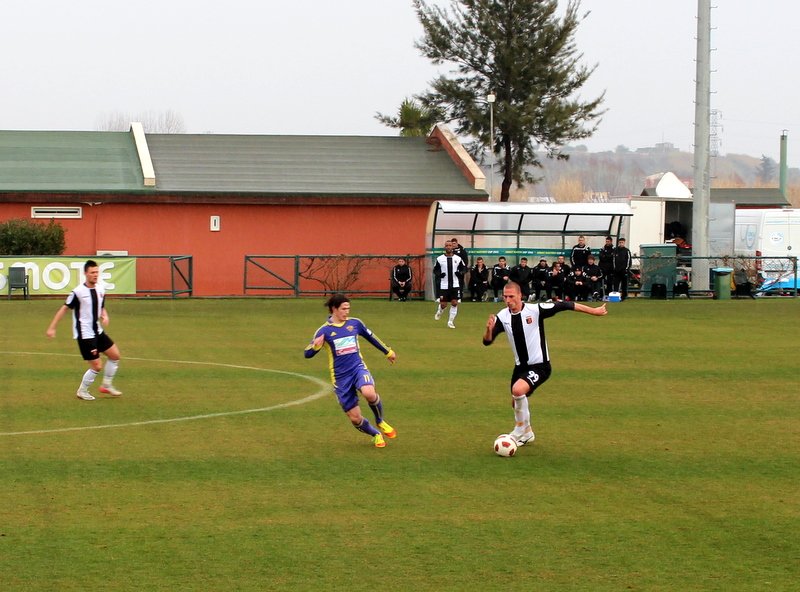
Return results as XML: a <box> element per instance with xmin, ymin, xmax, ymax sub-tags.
<box><xmin>1</xmin><ymin>297</ymin><xmax>798</xmax><ymax>591</ymax></box>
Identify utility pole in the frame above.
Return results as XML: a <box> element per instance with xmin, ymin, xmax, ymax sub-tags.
<box><xmin>487</xmin><ymin>92</ymin><xmax>496</xmax><ymax>200</ymax></box>
<box><xmin>692</xmin><ymin>0</ymin><xmax>712</xmax><ymax>291</ymax></box>
<box><xmin>780</xmin><ymin>130</ymin><xmax>788</xmax><ymax>197</ymax></box>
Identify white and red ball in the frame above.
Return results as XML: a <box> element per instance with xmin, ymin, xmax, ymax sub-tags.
<box><xmin>493</xmin><ymin>434</ymin><xmax>518</xmax><ymax>457</ymax></box>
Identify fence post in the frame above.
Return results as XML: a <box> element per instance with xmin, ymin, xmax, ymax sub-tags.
<box><xmin>170</xmin><ymin>256</ymin><xmax>176</xmax><ymax>299</ymax></box>
<box><xmin>294</xmin><ymin>256</ymin><xmax>300</xmax><ymax>298</ymax></box>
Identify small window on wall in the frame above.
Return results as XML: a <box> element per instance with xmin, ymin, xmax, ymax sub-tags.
<box><xmin>31</xmin><ymin>207</ymin><xmax>83</xmax><ymax>219</ymax></box>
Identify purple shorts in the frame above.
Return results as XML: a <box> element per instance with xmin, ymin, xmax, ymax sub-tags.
<box><xmin>333</xmin><ymin>367</ymin><xmax>375</xmax><ymax>412</ymax></box>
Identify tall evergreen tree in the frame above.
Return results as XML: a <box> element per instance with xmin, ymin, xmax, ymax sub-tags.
<box><xmin>756</xmin><ymin>154</ymin><xmax>777</xmax><ymax>185</ymax></box>
<box><xmin>413</xmin><ymin>0</ymin><xmax>603</xmax><ymax>201</ymax></box>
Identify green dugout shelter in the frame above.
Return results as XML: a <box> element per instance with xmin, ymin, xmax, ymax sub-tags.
<box><xmin>424</xmin><ymin>200</ymin><xmax>633</xmax><ymax>298</ymax></box>
<box><xmin>426</xmin><ymin>200</ymin><xmax>633</xmax><ymax>262</ymax></box>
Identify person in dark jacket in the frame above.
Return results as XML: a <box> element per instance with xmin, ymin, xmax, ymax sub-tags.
<box><xmin>391</xmin><ymin>257</ymin><xmax>412</xmax><ymax>301</ymax></box>
<box><xmin>611</xmin><ymin>238</ymin><xmax>633</xmax><ymax>300</ymax></box>
<box><xmin>509</xmin><ymin>257</ymin><xmax>533</xmax><ymax>301</ymax></box>
<box><xmin>451</xmin><ymin>238</ymin><xmax>469</xmax><ymax>300</ymax></box>
<box><xmin>582</xmin><ymin>254</ymin><xmax>604</xmax><ymax>301</ymax></box>
<box><xmin>491</xmin><ymin>257</ymin><xmax>511</xmax><ymax>302</ymax></box>
<box><xmin>570</xmin><ymin>235</ymin><xmax>592</xmax><ymax>270</ymax></box>
<box><xmin>451</xmin><ymin>238</ymin><xmax>469</xmax><ymax>270</ymax></box>
<box><xmin>565</xmin><ymin>267</ymin><xmax>590</xmax><ymax>301</ymax></box>
<box><xmin>468</xmin><ymin>257</ymin><xmax>490</xmax><ymax>301</ymax></box>
<box><xmin>597</xmin><ymin>235</ymin><xmax>615</xmax><ymax>296</ymax></box>
<box><xmin>532</xmin><ymin>259</ymin><xmax>551</xmax><ymax>301</ymax></box>
<box><xmin>548</xmin><ymin>262</ymin><xmax>566</xmax><ymax>300</ymax></box>
<box><xmin>555</xmin><ymin>254</ymin><xmax>571</xmax><ymax>276</ymax></box>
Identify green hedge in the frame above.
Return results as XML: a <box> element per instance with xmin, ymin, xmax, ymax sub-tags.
<box><xmin>0</xmin><ymin>218</ymin><xmax>66</xmax><ymax>255</ymax></box>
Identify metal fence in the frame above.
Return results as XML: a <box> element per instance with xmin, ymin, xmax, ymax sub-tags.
<box><xmin>242</xmin><ymin>253</ymin><xmax>797</xmax><ymax>299</ymax></box>
<box><xmin>244</xmin><ymin>255</ymin><xmax>428</xmax><ymax>298</ymax></box>
<box><xmin>133</xmin><ymin>255</ymin><xmax>193</xmax><ymax>298</ymax></box>
<box><xmin>0</xmin><ymin>255</ymin><xmax>192</xmax><ymax>299</ymax></box>
<box><xmin>631</xmin><ymin>255</ymin><xmax>798</xmax><ymax>298</ymax></box>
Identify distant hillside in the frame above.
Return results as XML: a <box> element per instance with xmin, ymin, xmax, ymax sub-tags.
<box><xmin>512</xmin><ymin>146</ymin><xmax>800</xmax><ymax>202</ymax></box>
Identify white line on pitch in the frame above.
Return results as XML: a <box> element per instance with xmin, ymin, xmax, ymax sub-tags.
<box><xmin>0</xmin><ymin>351</ymin><xmax>331</xmax><ymax>437</ymax></box>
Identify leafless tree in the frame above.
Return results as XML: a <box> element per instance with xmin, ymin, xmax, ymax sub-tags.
<box><xmin>299</xmin><ymin>255</ymin><xmax>370</xmax><ymax>294</ymax></box>
<box><xmin>95</xmin><ymin>109</ymin><xmax>186</xmax><ymax>133</ymax></box>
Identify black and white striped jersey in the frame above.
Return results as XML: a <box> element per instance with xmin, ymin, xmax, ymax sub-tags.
<box><xmin>433</xmin><ymin>254</ymin><xmax>465</xmax><ymax>290</ymax></box>
<box><xmin>64</xmin><ymin>283</ymin><xmax>106</xmax><ymax>340</ymax></box>
<box><xmin>485</xmin><ymin>301</ymin><xmax>574</xmax><ymax>366</ymax></box>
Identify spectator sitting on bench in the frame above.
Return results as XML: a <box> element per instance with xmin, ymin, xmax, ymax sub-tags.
<box><xmin>565</xmin><ymin>267</ymin><xmax>590</xmax><ymax>301</ymax></box>
<box><xmin>490</xmin><ymin>257</ymin><xmax>511</xmax><ymax>302</ymax></box>
<box><xmin>469</xmin><ymin>257</ymin><xmax>490</xmax><ymax>301</ymax></box>
<box><xmin>391</xmin><ymin>257</ymin><xmax>412</xmax><ymax>301</ymax></box>
<box><xmin>582</xmin><ymin>254</ymin><xmax>604</xmax><ymax>301</ymax></box>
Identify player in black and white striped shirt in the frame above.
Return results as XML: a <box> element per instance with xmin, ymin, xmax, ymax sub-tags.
<box><xmin>433</xmin><ymin>240</ymin><xmax>466</xmax><ymax>329</ymax></box>
<box><xmin>46</xmin><ymin>260</ymin><xmax>123</xmax><ymax>401</ymax></box>
<box><xmin>483</xmin><ymin>281</ymin><xmax>607</xmax><ymax>445</ymax></box>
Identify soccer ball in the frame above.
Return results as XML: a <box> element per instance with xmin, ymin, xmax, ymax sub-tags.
<box><xmin>493</xmin><ymin>434</ymin><xmax>518</xmax><ymax>457</ymax></box>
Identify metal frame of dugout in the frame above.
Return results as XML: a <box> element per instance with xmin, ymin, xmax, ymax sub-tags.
<box><xmin>425</xmin><ymin>200</ymin><xmax>633</xmax><ymax>298</ymax></box>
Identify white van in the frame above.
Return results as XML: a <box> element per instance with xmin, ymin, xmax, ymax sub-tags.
<box><xmin>735</xmin><ymin>208</ymin><xmax>799</xmax><ymax>260</ymax></box>
<box><xmin>734</xmin><ymin>208</ymin><xmax>799</xmax><ymax>291</ymax></box>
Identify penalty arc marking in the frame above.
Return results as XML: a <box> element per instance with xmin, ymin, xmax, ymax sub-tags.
<box><xmin>0</xmin><ymin>351</ymin><xmax>332</xmax><ymax>437</ymax></box>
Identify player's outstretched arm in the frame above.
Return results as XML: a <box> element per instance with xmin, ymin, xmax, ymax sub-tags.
<box><xmin>45</xmin><ymin>305</ymin><xmax>69</xmax><ymax>338</ymax></box>
<box><xmin>573</xmin><ymin>302</ymin><xmax>608</xmax><ymax>316</ymax></box>
<box><xmin>358</xmin><ymin>323</ymin><xmax>395</xmax><ymax>362</ymax></box>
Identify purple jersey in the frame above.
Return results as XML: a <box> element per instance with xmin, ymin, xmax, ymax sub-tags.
<box><xmin>304</xmin><ymin>317</ymin><xmax>391</xmax><ymax>395</ymax></box>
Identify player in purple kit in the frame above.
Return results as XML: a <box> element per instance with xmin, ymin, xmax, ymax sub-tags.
<box><xmin>304</xmin><ymin>294</ymin><xmax>398</xmax><ymax>448</ymax></box>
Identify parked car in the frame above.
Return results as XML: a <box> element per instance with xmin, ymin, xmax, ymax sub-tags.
<box><xmin>756</xmin><ymin>271</ymin><xmax>799</xmax><ymax>297</ymax></box>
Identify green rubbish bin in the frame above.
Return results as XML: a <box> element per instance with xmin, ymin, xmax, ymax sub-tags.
<box><xmin>712</xmin><ymin>267</ymin><xmax>733</xmax><ymax>300</ymax></box>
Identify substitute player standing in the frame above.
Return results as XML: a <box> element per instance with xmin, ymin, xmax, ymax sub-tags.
<box><xmin>304</xmin><ymin>294</ymin><xmax>398</xmax><ymax>448</ymax></box>
<box><xmin>433</xmin><ymin>239</ymin><xmax>466</xmax><ymax>329</ymax></box>
<box><xmin>483</xmin><ymin>281</ymin><xmax>606</xmax><ymax>445</ymax></box>
<box><xmin>45</xmin><ymin>259</ymin><xmax>123</xmax><ymax>401</ymax></box>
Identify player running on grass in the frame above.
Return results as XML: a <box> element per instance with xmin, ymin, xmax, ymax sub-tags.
<box><xmin>483</xmin><ymin>281</ymin><xmax>607</xmax><ymax>446</ymax></box>
<box><xmin>304</xmin><ymin>294</ymin><xmax>398</xmax><ymax>448</ymax></box>
<box><xmin>45</xmin><ymin>259</ymin><xmax>123</xmax><ymax>401</ymax></box>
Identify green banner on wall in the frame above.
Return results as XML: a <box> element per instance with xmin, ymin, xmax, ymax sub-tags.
<box><xmin>425</xmin><ymin>248</ymin><xmax>568</xmax><ymax>266</ymax></box>
<box><xmin>0</xmin><ymin>257</ymin><xmax>137</xmax><ymax>295</ymax></box>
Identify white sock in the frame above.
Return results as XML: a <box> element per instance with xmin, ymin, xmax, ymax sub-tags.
<box><xmin>512</xmin><ymin>394</ymin><xmax>530</xmax><ymax>432</ymax></box>
<box><xmin>448</xmin><ymin>306</ymin><xmax>458</xmax><ymax>323</ymax></box>
<box><xmin>103</xmin><ymin>359</ymin><xmax>119</xmax><ymax>385</ymax></box>
<box><xmin>81</xmin><ymin>369</ymin><xmax>99</xmax><ymax>391</ymax></box>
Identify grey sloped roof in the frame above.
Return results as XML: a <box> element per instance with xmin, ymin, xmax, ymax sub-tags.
<box><xmin>641</xmin><ymin>186</ymin><xmax>790</xmax><ymax>208</ymax></box>
<box><xmin>0</xmin><ymin>130</ymin><xmax>145</xmax><ymax>191</ymax></box>
<box><xmin>146</xmin><ymin>134</ymin><xmax>484</xmax><ymax>197</ymax></box>
<box><xmin>710</xmin><ymin>187</ymin><xmax>790</xmax><ymax>207</ymax></box>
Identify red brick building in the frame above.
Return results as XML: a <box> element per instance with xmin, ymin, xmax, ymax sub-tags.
<box><xmin>0</xmin><ymin>124</ymin><xmax>486</xmax><ymax>295</ymax></box>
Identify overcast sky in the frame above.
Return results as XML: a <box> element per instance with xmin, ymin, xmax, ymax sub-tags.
<box><xmin>3</xmin><ymin>1</ymin><xmax>799</xmax><ymax>165</ymax></box>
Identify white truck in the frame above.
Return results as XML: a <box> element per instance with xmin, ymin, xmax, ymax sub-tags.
<box><xmin>625</xmin><ymin>196</ymin><xmax>735</xmax><ymax>260</ymax></box>
<box><xmin>734</xmin><ymin>208</ymin><xmax>799</xmax><ymax>292</ymax></box>
<box><xmin>734</xmin><ymin>208</ymin><xmax>800</xmax><ymax>260</ymax></box>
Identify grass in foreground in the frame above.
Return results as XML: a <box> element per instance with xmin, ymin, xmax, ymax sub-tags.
<box><xmin>0</xmin><ymin>297</ymin><xmax>798</xmax><ymax>591</ymax></box>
